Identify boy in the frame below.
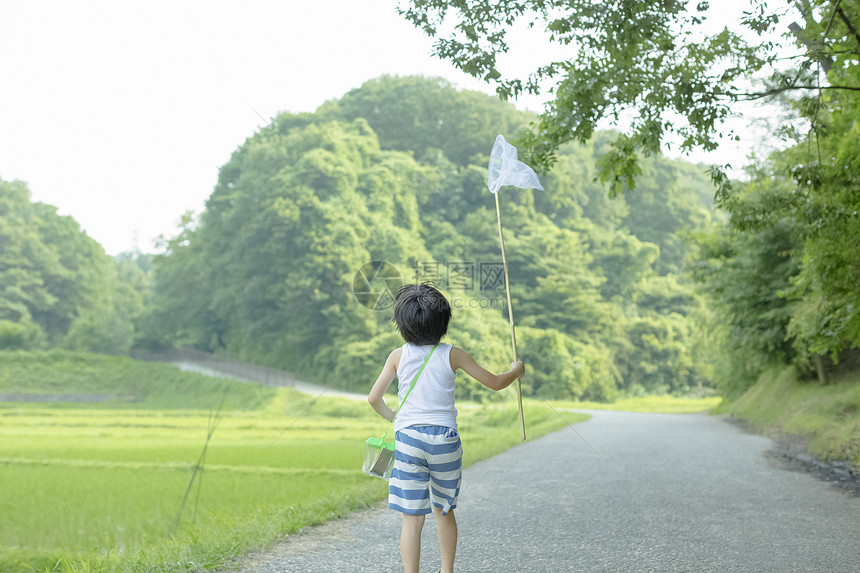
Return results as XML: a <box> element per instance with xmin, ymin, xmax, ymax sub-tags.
<box><xmin>368</xmin><ymin>283</ymin><xmax>525</xmax><ymax>573</ymax></box>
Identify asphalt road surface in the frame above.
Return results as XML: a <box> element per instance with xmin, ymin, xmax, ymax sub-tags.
<box><xmin>239</xmin><ymin>410</ymin><xmax>860</xmax><ymax>573</ymax></box>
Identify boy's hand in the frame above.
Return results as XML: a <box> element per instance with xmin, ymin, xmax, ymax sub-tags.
<box><xmin>388</xmin><ymin>406</ymin><xmax>398</xmax><ymax>422</ymax></box>
<box><xmin>511</xmin><ymin>361</ymin><xmax>525</xmax><ymax>379</ymax></box>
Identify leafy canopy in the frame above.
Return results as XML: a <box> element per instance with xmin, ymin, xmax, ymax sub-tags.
<box><xmin>397</xmin><ymin>0</ymin><xmax>859</xmax><ymax>193</ymax></box>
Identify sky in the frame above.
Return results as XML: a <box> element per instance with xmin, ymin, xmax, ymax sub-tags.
<box><xmin>1</xmin><ymin>1</ymin><xmax>792</xmax><ymax>256</ymax></box>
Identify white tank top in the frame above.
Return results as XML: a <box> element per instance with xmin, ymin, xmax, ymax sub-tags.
<box><xmin>393</xmin><ymin>342</ymin><xmax>458</xmax><ymax>432</ymax></box>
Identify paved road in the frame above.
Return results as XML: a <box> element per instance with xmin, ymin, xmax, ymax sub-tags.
<box><xmin>239</xmin><ymin>411</ymin><xmax>860</xmax><ymax>573</ymax></box>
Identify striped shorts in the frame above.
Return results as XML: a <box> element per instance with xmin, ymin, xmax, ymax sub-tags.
<box><xmin>388</xmin><ymin>425</ymin><xmax>463</xmax><ymax>516</ymax></box>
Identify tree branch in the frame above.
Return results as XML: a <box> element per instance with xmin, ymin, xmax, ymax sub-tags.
<box><xmin>835</xmin><ymin>3</ymin><xmax>860</xmax><ymax>48</ymax></box>
<box><xmin>738</xmin><ymin>84</ymin><xmax>860</xmax><ymax>99</ymax></box>
<box><xmin>823</xmin><ymin>0</ymin><xmax>842</xmax><ymax>39</ymax></box>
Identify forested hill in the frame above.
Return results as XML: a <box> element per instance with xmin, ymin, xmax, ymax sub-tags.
<box><xmin>0</xmin><ymin>76</ymin><xmax>719</xmax><ymax>401</ymax></box>
<box><xmin>134</xmin><ymin>76</ymin><xmax>716</xmax><ymax>400</ymax></box>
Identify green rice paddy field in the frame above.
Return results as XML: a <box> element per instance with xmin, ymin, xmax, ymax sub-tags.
<box><xmin>0</xmin><ymin>350</ymin><xmax>591</xmax><ymax>573</ymax></box>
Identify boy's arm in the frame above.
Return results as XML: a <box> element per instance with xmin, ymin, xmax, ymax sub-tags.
<box><xmin>367</xmin><ymin>348</ymin><xmax>401</xmax><ymax>422</ymax></box>
<box><xmin>450</xmin><ymin>346</ymin><xmax>524</xmax><ymax>391</ymax></box>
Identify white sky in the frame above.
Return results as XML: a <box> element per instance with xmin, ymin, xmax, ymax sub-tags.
<box><xmin>1</xmin><ymin>1</ymin><xmax>793</xmax><ymax>256</ymax></box>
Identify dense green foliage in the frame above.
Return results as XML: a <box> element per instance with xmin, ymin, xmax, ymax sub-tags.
<box><xmin>326</xmin><ymin>75</ymin><xmax>534</xmax><ymax>166</ymax></box>
<box><xmin>137</xmin><ymin>77</ymin><xmax>718</xmax><ymax>400</ymax></box>
<box><xmin>690</xmin><ymin>220</ymin><xmax>803</xmax><ymax>398</ymax></box>
<box><xmin>689</xmin><ymin>2</ymin><xmax>860</xmax><ymax>398</ymax></box>
<box><xmin>0</xmin><ymin>180</ymin><xmax>148</xmax><ymax>354</ymax></box>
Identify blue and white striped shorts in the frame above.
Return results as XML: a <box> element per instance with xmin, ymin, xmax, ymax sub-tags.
<box><xmin>388</xmin><ymin>425</ymin><xmax>462</xmax><ymax>516</ymax></box>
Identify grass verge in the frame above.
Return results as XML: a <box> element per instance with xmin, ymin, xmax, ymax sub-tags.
<box><xmin>0</xmin><ymin>349</ymin><xmax>275</xmax><ymax>409</ymax></box>
<box><xmin>716</xmin><ymin>365</ymin><xmax>860</xmax><ymax>469</ymax></box>
<box><xmin>547</xmin><ymin>395</ymin><xmax>722</xmax><ymax>414</ymax></box>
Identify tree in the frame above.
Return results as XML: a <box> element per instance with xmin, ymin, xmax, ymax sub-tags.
<box><xmin>690</xmin><ymin>215</ymin><xmax>802</xmax><ymax>397</ymax></box>
<box><xmin>694</xmin><ymin>14</ymin><xmax>860</xmax><ymax>374</ymax></box>
<box><xmin>328</xmin><ymin>75</ymin><xmax>533</xmax><ymax>166</ymax></box>
<box><xmin>397</xmin><ymin>0</ymin><xmax>860</xmax><ymax>192</ymax></box>
<box><xmin>0</xmin><ymin>180</ymin><xmax>55</xmax><ymax>347</ymax></box>
<box><xmin>0</xmin><ymin>178</ymin><xmax>141</xmax><ymax>353</ymax></box>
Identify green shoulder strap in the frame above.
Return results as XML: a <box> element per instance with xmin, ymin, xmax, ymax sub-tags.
<box><xmin>397</xmin><ymin>342</ymin><xmax>438</xmax><ymax>415</ymax></box>
<box><xmin>382</xmin><ymin>342</ymin><xmax>438</xmax><ymax>440</ymax></box>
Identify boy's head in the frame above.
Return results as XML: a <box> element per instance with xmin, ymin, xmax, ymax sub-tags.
<box><xmin>393</xmin><ymin>282</ymin><xmax>451</xmax><ymax>345</ymax></box>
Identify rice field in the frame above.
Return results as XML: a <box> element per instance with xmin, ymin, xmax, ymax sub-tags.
<box><xmin>0</xmin><ymin>381</ymin><xmax>581</xmax><ymax>573</ymax></box>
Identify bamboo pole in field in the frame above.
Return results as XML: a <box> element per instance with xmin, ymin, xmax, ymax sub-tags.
<box><xmin>494</xmin><ymin>192</ymin><xmax>526</xmax><ymax>441</ymax></box>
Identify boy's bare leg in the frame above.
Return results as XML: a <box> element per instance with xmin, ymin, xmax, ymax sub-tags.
<box><xmin>433</xmin><ymin>507</ymin><xmax>457</xmax><ymax>573</ymax></box>
<box><xmin>400</xmin><ymin>513</ymin><xmax>425</xmax><ymax>573</ymax></box>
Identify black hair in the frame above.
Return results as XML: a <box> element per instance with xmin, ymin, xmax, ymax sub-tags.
<box><xmin>393</xmin><ymin>282</ymin><xmax>451</xmax><ymax>345</ymax></box>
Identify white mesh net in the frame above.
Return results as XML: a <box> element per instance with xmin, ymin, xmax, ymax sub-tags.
<box><xmin>487</xmin><ymin>134</ymin><xmax>544</xmax><ymax>194</ymax></box>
